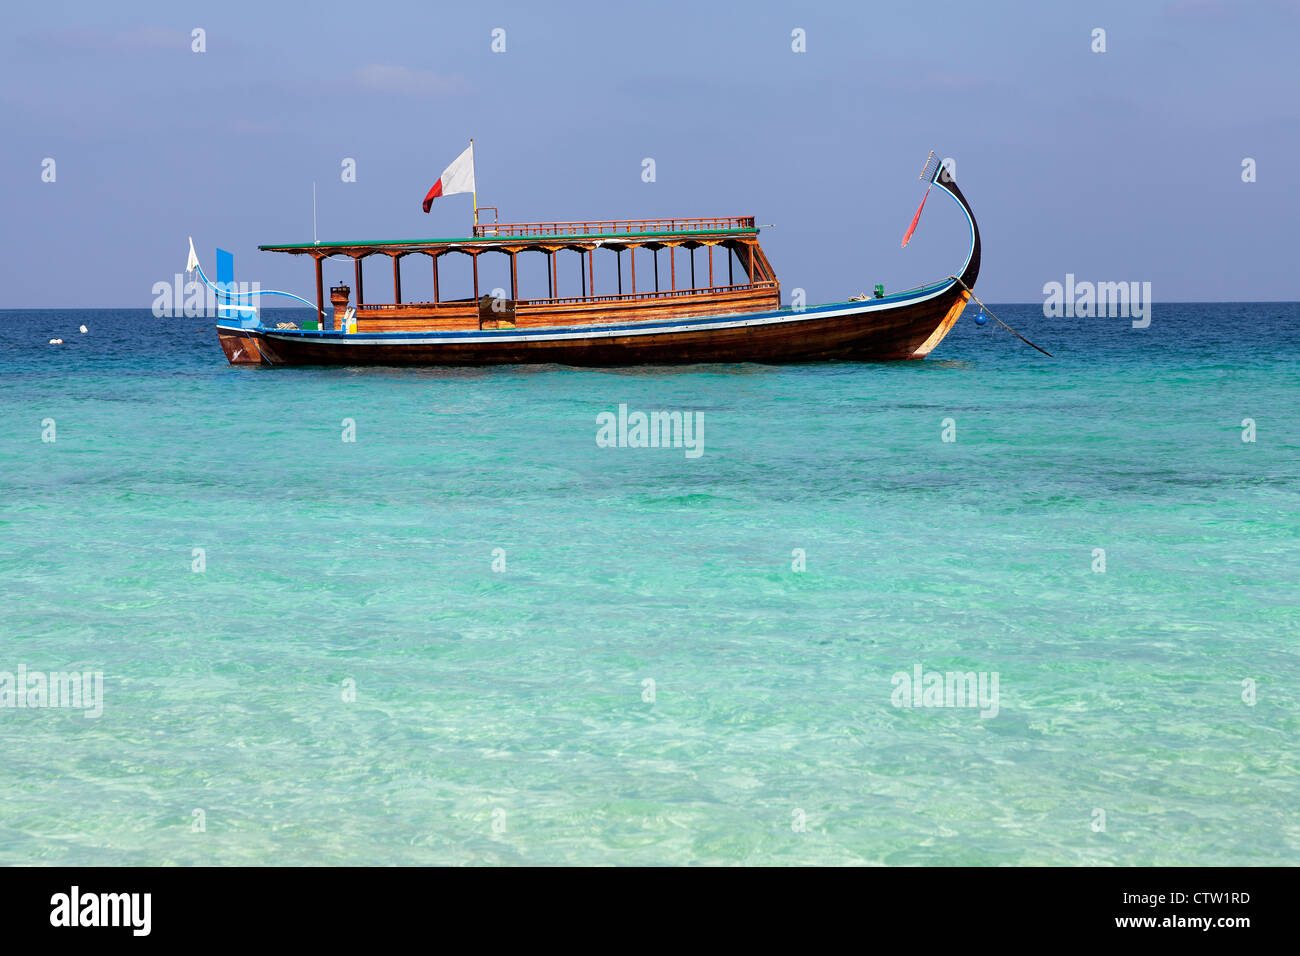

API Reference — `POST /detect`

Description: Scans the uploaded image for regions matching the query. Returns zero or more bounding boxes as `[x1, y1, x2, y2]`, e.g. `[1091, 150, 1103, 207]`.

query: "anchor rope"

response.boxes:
[948, 276, 1053, 358]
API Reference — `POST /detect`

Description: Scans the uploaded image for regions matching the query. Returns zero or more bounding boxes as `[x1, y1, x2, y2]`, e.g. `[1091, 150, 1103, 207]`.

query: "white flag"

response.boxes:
[186, 236, 200, 273]
[423, 143, 475, 212]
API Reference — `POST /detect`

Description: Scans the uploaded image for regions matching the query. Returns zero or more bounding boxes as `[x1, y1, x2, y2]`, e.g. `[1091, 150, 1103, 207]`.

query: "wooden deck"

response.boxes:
[353, 282, 781, 332]
[259, 216, 778, 333]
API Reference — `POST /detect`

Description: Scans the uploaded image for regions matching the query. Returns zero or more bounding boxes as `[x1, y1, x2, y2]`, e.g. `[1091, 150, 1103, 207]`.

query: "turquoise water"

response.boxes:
[1, 304, 1297, 865]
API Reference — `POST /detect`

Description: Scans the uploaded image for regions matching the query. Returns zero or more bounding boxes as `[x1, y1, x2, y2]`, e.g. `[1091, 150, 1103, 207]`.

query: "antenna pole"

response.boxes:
[313, 181, 318, 244]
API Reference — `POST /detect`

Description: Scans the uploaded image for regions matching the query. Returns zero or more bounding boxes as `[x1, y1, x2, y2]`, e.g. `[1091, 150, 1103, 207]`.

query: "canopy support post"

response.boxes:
[314, 255, 324, 328]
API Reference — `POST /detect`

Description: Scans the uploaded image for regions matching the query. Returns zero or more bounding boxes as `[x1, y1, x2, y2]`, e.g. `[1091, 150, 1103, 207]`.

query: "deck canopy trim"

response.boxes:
[259, 226, 761, 257]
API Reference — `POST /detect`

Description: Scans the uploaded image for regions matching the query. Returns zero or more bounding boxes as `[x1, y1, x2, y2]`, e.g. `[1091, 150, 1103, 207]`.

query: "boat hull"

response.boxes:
[217, 285, 973, 367]
[217, 326, 266, 365]
[217, 162, 981, 368]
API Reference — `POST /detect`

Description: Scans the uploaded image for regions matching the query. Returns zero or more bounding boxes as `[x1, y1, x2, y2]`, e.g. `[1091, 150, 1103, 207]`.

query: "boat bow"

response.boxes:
[930, 164, 981, 293]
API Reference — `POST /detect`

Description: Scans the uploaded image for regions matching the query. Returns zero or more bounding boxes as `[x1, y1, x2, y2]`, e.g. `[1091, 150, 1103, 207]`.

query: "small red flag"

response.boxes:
[901, 185, 931, 248]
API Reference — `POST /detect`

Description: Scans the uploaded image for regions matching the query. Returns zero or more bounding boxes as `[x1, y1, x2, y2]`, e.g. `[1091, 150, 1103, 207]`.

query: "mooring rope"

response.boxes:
[948, 276, 1053, 357]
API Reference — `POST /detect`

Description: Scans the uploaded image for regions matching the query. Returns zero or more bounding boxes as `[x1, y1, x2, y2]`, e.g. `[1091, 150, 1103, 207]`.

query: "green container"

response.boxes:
[301, 316, 319, 331]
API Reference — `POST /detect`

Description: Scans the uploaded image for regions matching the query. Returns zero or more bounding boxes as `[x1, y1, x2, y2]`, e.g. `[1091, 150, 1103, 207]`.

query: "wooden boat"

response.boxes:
[215, 158, 980, 366]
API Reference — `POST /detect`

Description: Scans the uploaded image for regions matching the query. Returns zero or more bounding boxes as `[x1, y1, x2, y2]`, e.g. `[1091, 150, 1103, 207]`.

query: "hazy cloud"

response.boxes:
[353, 64, 468, 96]
[32, 25, 190, 53]
[1164, 0, 1299, 15]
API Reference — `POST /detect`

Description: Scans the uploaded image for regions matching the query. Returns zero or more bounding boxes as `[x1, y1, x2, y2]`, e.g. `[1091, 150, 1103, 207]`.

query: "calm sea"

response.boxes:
[1, 303, 1297, 865]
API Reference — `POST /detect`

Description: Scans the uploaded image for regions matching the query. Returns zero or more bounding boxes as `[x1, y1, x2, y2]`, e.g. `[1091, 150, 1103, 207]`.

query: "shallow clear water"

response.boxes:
[1, 304, 1297, 865]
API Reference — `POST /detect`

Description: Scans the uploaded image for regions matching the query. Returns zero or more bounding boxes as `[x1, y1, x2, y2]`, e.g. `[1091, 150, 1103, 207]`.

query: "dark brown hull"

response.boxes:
[218, 286, 973, 367]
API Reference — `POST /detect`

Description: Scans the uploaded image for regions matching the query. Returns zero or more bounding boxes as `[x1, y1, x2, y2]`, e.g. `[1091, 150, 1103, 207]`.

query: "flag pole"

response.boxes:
[470, 138, 478, 230]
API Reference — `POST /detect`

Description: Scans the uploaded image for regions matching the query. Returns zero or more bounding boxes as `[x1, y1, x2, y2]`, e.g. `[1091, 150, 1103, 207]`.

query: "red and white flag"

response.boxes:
[422, 143, 475, 213]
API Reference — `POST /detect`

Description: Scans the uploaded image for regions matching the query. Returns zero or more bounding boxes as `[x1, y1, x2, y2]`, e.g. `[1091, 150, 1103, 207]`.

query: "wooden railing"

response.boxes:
[519, 281, 776, 308]
[473, 216, 756, 238]
[355, 281, 778, 313]
[357, 299, 473, 312]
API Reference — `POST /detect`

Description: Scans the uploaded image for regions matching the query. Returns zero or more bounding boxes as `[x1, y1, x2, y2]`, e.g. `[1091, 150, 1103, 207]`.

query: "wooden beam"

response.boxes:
[751, 243, 776, 284]
[630, 246, 636, 294]
[654, 249, 659, 293]
[580, 250, 586, 297]
[708, 244, 714, 288]
[472, 251, 479, 300]
[616, 249, 622, 295]
[548, 251, 554, 299]
[510, 251, 518, 301]
[690, 247, 695, 289]
[670, 246, 676, 291]
[354, 256, 364, 306]
[393, 254, 402, 304]
[432, 253, 439, 303]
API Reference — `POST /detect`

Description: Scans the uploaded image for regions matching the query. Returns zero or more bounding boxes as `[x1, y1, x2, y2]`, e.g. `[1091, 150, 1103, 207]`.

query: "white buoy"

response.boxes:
[49, 338, 63, 345]
[80, 325, 88, 333]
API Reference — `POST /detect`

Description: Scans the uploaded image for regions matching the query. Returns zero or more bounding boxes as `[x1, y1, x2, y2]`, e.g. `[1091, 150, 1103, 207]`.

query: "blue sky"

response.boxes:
[2, 0, 1296, 306]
